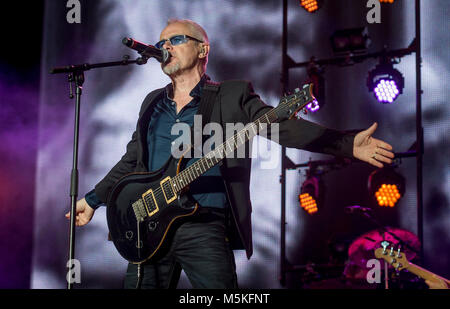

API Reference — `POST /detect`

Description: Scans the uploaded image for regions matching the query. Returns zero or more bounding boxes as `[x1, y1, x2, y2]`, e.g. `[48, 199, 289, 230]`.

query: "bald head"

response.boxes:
[166, 18, 209, 44]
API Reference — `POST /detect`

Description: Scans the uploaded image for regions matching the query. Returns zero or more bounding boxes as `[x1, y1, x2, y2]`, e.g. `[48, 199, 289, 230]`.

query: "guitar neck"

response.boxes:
[170, 84, 314, 193]
[171, 108, 279, 193]
[406, 262, 450, 285]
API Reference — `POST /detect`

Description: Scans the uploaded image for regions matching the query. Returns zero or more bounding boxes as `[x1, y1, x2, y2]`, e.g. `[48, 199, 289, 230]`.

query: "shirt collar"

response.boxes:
[164, 74, 210, 101]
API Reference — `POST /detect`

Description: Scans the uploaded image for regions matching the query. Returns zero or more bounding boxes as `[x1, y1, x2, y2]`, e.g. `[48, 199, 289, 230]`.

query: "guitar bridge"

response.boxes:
[132, 199, 147, 222]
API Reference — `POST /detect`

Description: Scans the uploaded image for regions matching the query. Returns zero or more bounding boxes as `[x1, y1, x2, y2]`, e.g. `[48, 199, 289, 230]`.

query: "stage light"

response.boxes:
[330, 27, 371, 56]
[367, 58, 404, 104]
[368, 166, 405, 208]
[306, 99, 320, 113]
[379, 0, 394, 3]
[299, 174, 323, 215]
[299, 0, 322, 13]
[306, 62, 325, 112]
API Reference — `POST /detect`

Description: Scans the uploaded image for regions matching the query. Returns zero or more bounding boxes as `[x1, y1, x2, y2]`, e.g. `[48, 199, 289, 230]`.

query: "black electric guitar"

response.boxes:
[106, 84, 316, 264]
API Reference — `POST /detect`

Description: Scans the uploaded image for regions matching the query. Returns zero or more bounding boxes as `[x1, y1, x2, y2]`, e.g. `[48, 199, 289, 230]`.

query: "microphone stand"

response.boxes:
[50, 54, 149, 289]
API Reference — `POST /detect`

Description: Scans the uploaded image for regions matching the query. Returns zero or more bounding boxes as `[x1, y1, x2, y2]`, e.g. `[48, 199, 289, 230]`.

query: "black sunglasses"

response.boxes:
[155, 34, 203, 50]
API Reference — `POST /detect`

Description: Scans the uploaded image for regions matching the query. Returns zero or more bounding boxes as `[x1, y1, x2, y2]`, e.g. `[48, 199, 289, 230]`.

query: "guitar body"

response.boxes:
[106, 156, 198, 264]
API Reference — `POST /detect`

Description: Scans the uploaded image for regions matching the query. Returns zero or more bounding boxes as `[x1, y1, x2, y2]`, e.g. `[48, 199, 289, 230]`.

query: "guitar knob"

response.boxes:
[148, 221, 158, 231]
[302, 108, 308, 115]
[125, 231, 133, 240]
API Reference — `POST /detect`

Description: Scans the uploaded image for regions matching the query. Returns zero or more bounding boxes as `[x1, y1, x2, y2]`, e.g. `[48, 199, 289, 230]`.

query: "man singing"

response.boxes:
[65, 19, 394, 288]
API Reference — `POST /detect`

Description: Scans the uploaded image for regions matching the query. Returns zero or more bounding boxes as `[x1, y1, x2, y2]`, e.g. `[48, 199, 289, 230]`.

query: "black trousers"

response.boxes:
[123, 209, 238, 289]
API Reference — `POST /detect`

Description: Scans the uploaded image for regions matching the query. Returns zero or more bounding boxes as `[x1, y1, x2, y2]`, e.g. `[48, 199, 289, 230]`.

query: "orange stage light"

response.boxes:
[299, 193, 318, 214]
[368, 167, 405, 208]
[300, 0, 321, 13]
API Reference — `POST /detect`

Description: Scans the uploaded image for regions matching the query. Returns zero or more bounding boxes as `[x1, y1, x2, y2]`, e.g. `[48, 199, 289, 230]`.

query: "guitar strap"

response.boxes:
[198, 80, 220, 125]
[191, 80, 221, 151]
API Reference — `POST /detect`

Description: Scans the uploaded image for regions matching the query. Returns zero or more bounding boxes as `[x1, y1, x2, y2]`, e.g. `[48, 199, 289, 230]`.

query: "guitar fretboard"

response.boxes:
[171, 109, 278, 193]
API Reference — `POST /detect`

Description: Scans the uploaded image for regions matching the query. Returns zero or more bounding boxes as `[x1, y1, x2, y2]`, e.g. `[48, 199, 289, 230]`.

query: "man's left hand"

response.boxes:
[353, 122, 394, 168]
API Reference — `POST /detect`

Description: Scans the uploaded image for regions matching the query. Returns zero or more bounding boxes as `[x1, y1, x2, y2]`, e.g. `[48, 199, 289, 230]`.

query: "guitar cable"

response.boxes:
[136, 220, 143, 289]
[136, 263, 143, 289]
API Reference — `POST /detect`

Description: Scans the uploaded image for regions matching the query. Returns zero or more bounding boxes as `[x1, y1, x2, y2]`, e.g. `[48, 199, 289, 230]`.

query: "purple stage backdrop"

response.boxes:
[22, 0, 449, 288]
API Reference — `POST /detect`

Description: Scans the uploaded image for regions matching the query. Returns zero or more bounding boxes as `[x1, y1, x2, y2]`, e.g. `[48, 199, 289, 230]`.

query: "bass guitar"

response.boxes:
[375, 241, 450, 288]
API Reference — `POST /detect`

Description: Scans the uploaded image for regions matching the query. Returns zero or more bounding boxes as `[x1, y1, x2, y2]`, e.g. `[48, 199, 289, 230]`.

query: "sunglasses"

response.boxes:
[155, 34, 203, 50]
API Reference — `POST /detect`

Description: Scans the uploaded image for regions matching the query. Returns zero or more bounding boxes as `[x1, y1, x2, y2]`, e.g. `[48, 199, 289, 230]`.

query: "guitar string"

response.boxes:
[172, 93, 307, 192]
[175, 106, 279, 188]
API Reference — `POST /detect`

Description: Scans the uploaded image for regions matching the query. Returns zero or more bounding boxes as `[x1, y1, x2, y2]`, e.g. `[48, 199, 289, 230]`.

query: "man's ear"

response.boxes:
[199, 43, 209, 58]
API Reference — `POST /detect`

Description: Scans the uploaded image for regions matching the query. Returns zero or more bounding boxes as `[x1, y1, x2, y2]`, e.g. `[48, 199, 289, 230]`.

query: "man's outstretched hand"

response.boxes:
[353, 122, 395, 168]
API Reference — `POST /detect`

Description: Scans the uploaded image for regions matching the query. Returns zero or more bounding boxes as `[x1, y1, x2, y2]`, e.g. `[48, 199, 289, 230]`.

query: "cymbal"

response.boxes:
[347, 227, 420, 269]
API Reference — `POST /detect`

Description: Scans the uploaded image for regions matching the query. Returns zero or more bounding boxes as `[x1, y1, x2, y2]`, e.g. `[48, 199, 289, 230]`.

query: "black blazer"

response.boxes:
[94, 79, 355, 259]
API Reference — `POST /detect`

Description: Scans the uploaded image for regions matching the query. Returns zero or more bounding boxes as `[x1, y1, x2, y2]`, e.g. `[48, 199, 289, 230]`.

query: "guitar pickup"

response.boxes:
[160, 177, 177, 204]
[141, 189, 159, 217]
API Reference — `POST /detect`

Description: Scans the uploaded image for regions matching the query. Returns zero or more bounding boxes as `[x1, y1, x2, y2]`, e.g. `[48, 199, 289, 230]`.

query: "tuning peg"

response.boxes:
[294, 88, 300, 93]
[381, 241, 390, 253]
[389, 246, 395, 256]
[397, 246, 402, 258]
[381, 241, 390, 254]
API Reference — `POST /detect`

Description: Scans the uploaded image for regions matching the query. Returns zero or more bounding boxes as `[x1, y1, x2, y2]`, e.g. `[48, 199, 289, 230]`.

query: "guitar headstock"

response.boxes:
[374, 241, 410, 272]
[275, 83, 316, 121]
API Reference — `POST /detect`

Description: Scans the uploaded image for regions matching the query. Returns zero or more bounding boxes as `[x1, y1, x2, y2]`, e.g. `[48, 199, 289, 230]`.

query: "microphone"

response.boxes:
[122, 37, 170, 64]
[345, 205, 373, 214]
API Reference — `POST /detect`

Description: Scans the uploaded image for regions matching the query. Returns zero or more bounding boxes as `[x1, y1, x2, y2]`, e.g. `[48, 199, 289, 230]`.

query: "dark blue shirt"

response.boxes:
[86, 76, 228, 209]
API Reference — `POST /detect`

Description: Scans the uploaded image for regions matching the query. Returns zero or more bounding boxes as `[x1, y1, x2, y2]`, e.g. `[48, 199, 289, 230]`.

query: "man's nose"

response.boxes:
[162, 40, 172, 50]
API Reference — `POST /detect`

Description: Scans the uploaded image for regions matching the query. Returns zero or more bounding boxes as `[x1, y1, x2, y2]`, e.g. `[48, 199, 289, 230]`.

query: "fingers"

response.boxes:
[372, 140, 395, 167]
[370, 157, 384, 168]
[373, 151, 393, 164]
[65, 211, 85, 226]
[374, 154, 392, 165]
[377, 141, 393, 151]
[370, 148, 393, 168]
[376, 147, 395, 159]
